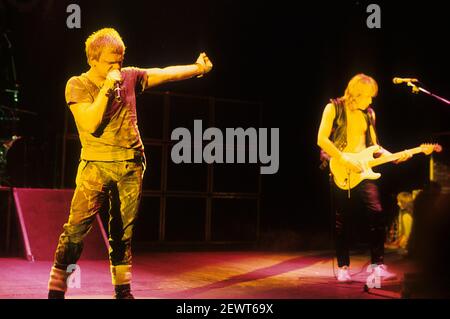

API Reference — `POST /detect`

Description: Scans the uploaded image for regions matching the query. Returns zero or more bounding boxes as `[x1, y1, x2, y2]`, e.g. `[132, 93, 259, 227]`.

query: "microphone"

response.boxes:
[114, 82, 121, 102]
[392, 77, 419, 84]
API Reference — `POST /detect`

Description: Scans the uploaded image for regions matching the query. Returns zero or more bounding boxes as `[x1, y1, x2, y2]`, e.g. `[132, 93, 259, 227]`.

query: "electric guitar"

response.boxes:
[330, 143, 442, 190]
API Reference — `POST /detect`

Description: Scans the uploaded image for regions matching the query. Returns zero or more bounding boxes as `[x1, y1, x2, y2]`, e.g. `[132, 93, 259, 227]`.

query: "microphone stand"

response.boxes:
[407, 81, 450, 105]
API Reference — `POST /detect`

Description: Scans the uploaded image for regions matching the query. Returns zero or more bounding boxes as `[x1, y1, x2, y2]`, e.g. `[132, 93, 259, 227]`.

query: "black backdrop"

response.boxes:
[1, 0, 449, 247]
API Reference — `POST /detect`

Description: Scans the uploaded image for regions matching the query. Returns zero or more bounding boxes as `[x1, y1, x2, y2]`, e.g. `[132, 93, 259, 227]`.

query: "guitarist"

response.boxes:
[317, 73, 411, 283]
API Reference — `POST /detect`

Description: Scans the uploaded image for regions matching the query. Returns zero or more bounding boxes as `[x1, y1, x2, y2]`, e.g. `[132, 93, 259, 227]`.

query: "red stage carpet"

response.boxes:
[0, 250, 414, 299]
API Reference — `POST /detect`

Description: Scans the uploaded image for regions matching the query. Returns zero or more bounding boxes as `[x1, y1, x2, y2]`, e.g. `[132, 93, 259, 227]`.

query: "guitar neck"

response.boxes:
[369, 147, 423, 168]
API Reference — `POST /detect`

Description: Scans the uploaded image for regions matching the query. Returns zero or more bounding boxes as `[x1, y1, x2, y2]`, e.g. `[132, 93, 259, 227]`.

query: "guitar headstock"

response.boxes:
[420, 143, 442, 155]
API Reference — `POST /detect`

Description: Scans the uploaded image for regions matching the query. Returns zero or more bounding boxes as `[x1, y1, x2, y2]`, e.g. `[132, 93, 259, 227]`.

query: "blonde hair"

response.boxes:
[85, 28, 125, 65]
[344, 73, 378, 101]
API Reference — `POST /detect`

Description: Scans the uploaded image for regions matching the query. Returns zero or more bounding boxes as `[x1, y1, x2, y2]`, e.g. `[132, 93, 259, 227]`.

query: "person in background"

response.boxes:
[386, 191, 414, 252]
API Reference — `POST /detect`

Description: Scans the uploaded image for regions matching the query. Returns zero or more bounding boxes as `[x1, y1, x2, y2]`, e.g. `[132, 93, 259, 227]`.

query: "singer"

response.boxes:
[47, 27, 213, 299]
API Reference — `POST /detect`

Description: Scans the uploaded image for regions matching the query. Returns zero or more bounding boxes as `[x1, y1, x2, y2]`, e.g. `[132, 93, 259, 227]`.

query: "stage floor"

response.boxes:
[0, 249, 415, 299]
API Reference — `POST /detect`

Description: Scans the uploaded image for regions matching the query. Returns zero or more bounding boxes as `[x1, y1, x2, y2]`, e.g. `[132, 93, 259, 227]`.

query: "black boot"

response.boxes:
[48, 290, 65, 299]
[114, 284, 134, 299]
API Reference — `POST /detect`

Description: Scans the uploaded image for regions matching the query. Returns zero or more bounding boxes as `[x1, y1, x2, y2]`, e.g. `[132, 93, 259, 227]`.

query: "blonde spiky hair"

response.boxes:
[85, 28, 126, 65]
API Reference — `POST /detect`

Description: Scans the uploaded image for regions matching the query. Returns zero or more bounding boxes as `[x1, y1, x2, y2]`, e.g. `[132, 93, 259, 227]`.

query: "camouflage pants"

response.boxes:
[53, 156, 145, 271]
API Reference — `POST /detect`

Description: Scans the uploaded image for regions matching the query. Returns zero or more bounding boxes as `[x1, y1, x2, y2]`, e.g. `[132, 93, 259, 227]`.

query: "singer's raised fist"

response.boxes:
[196, 52, 213, 75]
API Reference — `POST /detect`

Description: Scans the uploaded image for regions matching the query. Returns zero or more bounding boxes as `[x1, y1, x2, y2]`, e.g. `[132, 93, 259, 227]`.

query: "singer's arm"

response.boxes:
[69, 79, 115, 134]
[145, 52, 212, 88]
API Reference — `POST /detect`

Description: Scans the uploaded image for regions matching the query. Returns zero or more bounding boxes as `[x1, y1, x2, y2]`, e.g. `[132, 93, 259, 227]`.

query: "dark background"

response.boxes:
[1, 0, 449, 249]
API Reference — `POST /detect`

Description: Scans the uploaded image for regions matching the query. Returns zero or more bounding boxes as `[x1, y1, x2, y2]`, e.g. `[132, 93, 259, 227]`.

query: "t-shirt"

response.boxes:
[65, 67, 148, 161]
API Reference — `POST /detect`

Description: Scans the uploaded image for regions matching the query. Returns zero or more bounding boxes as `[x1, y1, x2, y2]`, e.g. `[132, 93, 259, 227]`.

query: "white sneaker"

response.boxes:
[371, 264, 397, 281]
[337, 266, 352, 282]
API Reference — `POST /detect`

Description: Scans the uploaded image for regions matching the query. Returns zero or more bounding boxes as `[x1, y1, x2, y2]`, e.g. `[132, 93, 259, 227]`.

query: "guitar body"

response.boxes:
[330, 145, 382, 190]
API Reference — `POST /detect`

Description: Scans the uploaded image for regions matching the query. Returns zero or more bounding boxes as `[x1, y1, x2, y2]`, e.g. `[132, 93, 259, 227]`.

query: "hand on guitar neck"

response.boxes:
[389, 149, 413, 164]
